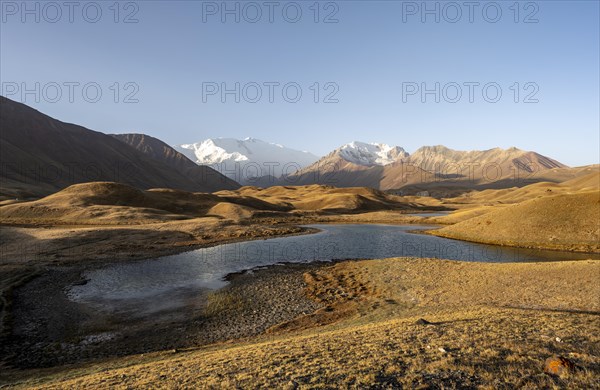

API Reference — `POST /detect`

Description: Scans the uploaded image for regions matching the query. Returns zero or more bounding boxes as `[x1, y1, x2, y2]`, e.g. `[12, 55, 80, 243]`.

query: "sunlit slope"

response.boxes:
[447, 169, 599, 205]
[432, 191, 600, 252]
[0, 182, 428, 224]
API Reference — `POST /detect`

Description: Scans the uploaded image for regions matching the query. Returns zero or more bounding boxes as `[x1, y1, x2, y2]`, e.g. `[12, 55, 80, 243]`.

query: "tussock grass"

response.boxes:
[9, 258, 599, 389]
[204, 291, 245, 317]
[15, 308, 599, 389]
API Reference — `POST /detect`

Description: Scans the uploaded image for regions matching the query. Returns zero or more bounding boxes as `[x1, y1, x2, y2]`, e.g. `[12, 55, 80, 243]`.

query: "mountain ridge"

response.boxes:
[176, 136, 570, 194]
[0, 96, 574, 198]
[111, 133, 239, 192]
[280, 141, 568, 194]
[175, 137, 319, 185]
[0, 97, 237, 198]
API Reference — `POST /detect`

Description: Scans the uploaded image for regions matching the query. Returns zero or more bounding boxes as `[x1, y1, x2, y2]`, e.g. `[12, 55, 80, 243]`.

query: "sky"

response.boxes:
[1, 0, 599, 166]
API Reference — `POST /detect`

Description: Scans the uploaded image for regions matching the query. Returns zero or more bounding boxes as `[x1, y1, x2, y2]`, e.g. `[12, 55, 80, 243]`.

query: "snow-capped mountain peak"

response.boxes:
[337, 141, 408, 166]
[179, 139, 248, 164]
[175, 138, 319, 185]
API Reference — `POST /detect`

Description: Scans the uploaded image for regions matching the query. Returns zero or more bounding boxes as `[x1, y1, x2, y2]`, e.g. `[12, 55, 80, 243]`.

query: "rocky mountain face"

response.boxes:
[1, 94, 571, 199]
[111, 134, 239, 192]
[280, 142, 568, 195]
[0, 97, 238, 198]
[408, 145, 565, 173]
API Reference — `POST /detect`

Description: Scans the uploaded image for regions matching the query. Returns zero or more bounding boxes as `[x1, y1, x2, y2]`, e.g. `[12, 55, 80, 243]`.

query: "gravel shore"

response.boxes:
[2, 262, 325, 369]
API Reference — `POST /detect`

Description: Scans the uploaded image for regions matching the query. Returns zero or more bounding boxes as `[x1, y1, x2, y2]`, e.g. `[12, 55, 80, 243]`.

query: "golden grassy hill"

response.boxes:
[0, 182, 280, 225]
[206, 202, 255, 221]
[447, 170, 599, 205]
[561, 170, 600, 190]
[432, 191, 600, 252]
[217, 185, 425, 212]
[0, 182, 429, 225]
[291, 193, 393, 212]
[429, 169, 599, 226]
[528, 164, 600, 185]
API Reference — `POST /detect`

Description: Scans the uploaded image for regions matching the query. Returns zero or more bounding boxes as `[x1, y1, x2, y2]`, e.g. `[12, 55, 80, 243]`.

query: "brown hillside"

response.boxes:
[111, 133, 239, 192]
[447, 168, 599, 205]
[0, 97, 234, 198]
[283, 145, 569, 195]
[432, 191, 600, 252]
[217, 185, 415, 212]
[0, 182, 222, 223]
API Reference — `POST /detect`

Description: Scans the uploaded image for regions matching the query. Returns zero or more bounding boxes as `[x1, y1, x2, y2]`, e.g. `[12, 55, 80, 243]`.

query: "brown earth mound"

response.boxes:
[206, 202, 255, 221]
[447, 169, 599, 205]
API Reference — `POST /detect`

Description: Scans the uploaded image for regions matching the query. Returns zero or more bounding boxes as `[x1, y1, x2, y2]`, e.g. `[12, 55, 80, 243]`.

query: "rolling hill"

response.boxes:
[0, 182, 422, 225]
[431, 191, 600, 252]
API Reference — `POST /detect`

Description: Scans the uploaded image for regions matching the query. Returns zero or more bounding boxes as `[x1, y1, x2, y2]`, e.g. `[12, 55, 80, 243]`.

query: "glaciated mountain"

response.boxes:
[283, 142, 569, 195]
[337, 141, 409, 166]
[0, 96, 236, 198]
[176, 138, 319, 185]
[280, 141, 414, 188]
[111, 134, 240, 191]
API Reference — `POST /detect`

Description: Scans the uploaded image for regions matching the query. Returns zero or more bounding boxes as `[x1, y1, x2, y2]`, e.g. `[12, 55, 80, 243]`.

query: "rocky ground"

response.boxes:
[2, 257, 598, 389]
[1, 262, 326, 371]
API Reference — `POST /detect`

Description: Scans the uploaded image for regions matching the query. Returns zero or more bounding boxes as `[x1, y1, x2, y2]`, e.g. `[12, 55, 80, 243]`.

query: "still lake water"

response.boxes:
[68, 224, 598, 316]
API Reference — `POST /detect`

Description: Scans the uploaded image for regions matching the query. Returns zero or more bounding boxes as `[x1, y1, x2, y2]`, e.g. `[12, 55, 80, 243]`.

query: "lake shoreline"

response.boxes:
[4, 256, 600, 388]
[427, 228, 600, 254]
[2, 216, 599, 382]
[1, 260, 329, 371]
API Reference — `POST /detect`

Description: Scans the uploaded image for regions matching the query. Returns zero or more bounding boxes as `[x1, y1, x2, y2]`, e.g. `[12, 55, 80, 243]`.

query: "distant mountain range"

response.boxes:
[175, 138, 319, 186]
[283, 142, 568, 195]
[111, 133, 239, 191]
[0, 96, 576, 198]
[0, 97, 238, 198]
[178, 139, 569, 196]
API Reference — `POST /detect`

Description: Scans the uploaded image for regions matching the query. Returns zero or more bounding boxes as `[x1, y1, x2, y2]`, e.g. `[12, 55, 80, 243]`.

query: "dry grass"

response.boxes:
[446, 170, 599, 206]
[18, 309, 600, 389]
[7, 258, 599, 389]
[431, 191, 600, 252]
[0, 182, 438, 226]
[204, 291, 246, 318]
[425, 205, 499, 225]
[2, 178, 599, 388]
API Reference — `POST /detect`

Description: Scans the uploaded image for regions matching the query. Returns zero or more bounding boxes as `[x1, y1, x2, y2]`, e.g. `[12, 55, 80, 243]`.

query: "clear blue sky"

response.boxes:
[1, 0, 598, 166]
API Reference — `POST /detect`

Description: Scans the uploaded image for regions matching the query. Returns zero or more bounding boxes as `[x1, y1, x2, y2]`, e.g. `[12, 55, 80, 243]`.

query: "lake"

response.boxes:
[68, 224, 598, 316]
